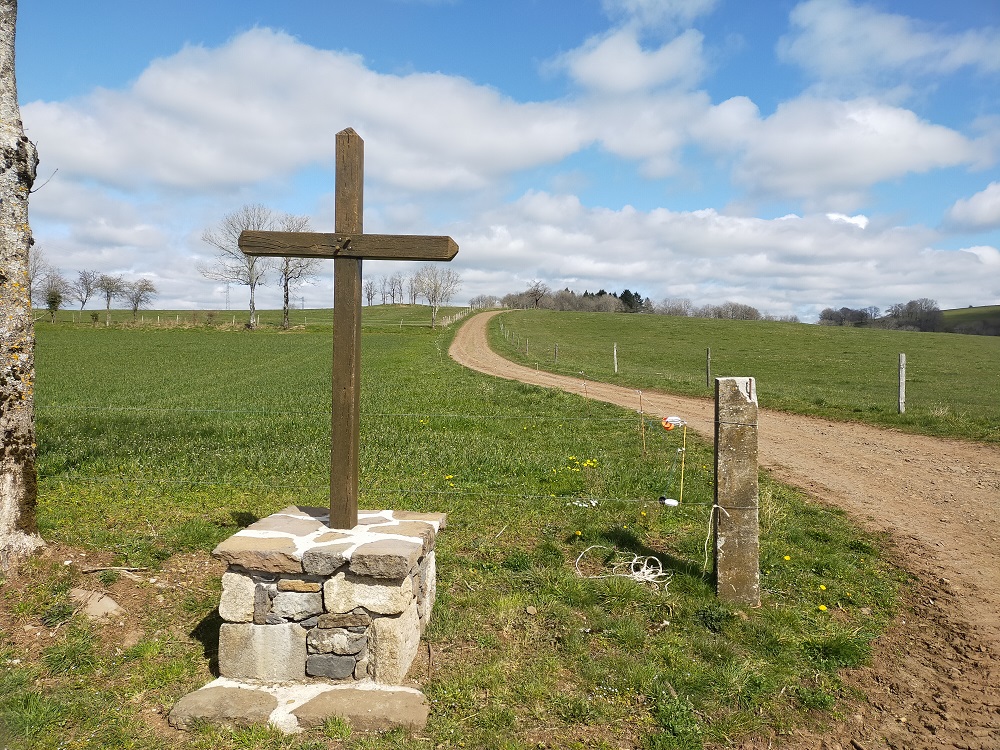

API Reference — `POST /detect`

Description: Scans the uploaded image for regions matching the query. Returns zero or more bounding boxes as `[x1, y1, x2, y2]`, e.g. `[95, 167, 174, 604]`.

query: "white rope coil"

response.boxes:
[574, 545, 673, 591]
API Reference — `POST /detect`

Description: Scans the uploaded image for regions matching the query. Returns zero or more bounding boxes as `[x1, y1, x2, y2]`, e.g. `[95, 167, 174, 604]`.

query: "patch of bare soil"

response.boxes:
[450, 311, 1000, 749]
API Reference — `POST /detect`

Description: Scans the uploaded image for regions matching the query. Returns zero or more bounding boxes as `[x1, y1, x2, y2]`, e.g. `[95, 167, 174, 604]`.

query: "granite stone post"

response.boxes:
[713, 377, 760, 606]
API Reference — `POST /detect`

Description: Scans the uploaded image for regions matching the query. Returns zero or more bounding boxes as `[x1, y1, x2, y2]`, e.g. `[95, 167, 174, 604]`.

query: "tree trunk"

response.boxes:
[0, 0, 44, 570]
[282, 276, 290, 330]
[248, 282, 257, 329]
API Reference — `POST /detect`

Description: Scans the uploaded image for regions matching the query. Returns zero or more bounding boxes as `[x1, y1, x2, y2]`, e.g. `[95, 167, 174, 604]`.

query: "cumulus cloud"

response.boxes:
[21, 22, 996, 318]
[779, 0, 1000, 90]
[725, 97, 981, 209]
[24, 29, 585, 193]
[455, 190, 993, 318]
[945, 182, 1000, 231]
[552, 28, 707, 93]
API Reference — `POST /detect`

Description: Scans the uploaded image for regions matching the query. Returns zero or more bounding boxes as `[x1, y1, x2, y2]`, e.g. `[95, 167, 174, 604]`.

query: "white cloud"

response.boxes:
[583, 89, 711, 177]
[454, 190, 994, 318]
[553, 28, 707, 93]
[601, 0, 719, 29]
[945, 182, 1000, 231]
[22, 23, 997, 319]
[727, 97, 980, 210]
[24, 29, 586, 193]
[826, 213, 869, 229]
[779, 0, 1000, 89]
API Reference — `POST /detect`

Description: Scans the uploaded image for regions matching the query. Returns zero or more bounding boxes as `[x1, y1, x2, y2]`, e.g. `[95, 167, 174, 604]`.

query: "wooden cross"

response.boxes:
[238, 127, 458, 529]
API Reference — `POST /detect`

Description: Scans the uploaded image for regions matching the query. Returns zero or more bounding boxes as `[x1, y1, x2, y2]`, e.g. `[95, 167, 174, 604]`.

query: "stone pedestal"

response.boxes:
[169, 506, 444, 734]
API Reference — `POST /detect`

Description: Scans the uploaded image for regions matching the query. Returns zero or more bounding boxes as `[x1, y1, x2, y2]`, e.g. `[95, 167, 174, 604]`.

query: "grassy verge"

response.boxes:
[490, 309, 1000, 442]
[0, 320, 905, 749]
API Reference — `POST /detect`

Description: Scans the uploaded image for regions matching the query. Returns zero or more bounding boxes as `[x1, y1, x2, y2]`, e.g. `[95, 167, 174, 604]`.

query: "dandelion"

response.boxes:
[445, 474, 454, 480]
[783, 555, 791, 561]
[575, 530, 582, 536]
[640, 511, 647, 517]
[818, 605, 828, 612]
[820, 585, 827, 591]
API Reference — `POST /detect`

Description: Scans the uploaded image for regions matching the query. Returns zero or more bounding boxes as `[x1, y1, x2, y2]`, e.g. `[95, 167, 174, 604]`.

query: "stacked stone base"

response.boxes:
[169, 506, 444, 734]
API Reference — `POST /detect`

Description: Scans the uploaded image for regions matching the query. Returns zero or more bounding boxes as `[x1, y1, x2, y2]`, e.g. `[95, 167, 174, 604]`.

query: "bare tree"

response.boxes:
[26, 243, 51, 305]
[122, 278, 157, 321]
[407, 273, 420, 305]
[275, 213, 321, 329]
[363, 277, 377, 306]
[414, 265, 461, 328]
[68, 269, 100, 310]
[1, 0, 44, 569]
[199, 203, 275, 329]
[389, 272, 404, 305]
[377, 274, 389, 305]
[469, 294, 499, 309]
[525, 281, 550, 308]
[95, 273, 125, 325]
[657, 298, 693, 316]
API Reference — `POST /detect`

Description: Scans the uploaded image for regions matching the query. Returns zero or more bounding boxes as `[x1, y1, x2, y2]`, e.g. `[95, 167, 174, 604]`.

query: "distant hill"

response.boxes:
[942, 305, 1000, 336]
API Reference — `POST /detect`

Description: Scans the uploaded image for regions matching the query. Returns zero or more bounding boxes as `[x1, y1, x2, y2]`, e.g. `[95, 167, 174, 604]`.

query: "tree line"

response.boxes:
[199, 203, 462, 329]
[819, 298, 944, 332]
[361, 266, 462, 328]
[27, 247, 158, 323]
[484, 282, 799, 322]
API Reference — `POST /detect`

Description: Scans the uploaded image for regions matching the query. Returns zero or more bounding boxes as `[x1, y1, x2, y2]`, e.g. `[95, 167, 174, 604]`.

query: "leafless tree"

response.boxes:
[274, 213, 321, 329]
[199, 203, 275, 329]
[68, 269, 100, 310]
[95, 273, 125, 325]
[377, 274, 389, 305]
[657, 298, 693, 317]
[363, 277, 377, 306]
[469, 294, 500, 308]
[1, 0, 45, 569]
[525, 281, 550, 308]
[389, 272, 404, 305]
[122, 278, 157, 321]
[414, 265, 461, 328]
[407, 273, 420, 305]
[26, 243, 52, 306]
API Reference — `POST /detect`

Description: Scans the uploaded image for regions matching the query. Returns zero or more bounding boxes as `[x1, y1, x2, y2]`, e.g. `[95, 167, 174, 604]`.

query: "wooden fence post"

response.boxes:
[614, 343, 618, 374]
[714, 376, 760, 606]
[706, 347, 711, 387]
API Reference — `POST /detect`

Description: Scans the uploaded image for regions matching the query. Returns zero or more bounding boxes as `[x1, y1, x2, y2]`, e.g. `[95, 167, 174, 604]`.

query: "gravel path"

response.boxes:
[450, 310, 1000, 749]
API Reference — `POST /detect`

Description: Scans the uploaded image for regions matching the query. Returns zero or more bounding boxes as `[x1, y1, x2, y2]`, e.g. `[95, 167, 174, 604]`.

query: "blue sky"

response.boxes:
[17, 0, 1000, 319]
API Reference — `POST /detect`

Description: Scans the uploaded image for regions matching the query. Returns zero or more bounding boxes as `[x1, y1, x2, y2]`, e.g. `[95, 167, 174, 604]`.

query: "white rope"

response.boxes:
[574, 545, 673, 591]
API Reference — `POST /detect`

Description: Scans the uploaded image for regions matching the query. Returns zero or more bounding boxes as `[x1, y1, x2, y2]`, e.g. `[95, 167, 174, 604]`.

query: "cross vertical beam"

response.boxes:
[238, 127, 458, 531]
[331, 128, 364, 530]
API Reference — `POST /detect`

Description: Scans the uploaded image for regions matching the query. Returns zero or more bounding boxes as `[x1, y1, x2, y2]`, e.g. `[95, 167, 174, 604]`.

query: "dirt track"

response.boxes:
[450, 310, 1000, 749]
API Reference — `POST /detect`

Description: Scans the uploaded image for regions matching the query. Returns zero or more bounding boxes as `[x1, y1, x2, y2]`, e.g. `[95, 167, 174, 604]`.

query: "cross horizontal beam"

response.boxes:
[239, 231, 458, 262]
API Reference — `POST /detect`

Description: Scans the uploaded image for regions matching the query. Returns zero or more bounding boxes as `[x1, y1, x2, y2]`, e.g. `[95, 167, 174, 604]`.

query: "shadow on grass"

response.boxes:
[601, 526, 711, 583]
[190, 609, 223, 677]
[230, 511, 259, 528]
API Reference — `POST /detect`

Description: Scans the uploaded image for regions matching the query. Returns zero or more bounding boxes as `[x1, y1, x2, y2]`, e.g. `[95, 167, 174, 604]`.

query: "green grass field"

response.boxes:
[41, 302, 465, 330]
[1, 308, 907, 749]
[942, 304, 1000, 334]
[492, 309, 1000, 443]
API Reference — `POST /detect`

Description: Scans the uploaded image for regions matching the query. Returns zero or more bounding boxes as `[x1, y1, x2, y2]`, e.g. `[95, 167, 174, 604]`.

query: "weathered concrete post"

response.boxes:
[713, 377, 760, 606]
[898, 353, 906, 414]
